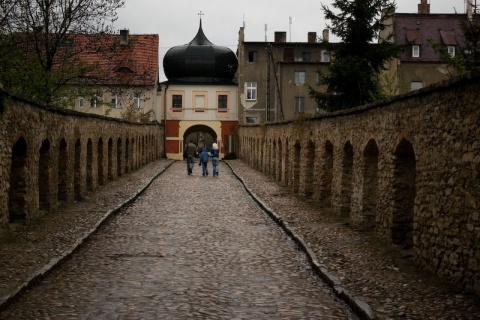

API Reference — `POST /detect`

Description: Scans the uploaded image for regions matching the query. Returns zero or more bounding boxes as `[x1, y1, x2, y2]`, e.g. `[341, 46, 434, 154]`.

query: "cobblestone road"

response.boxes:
[0, 161, 356, 319]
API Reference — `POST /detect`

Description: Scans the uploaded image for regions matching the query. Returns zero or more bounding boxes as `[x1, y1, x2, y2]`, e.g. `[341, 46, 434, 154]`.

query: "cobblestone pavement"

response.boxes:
[1, 159, 479, 319]
[0, 160, 356, 319]
[226, 160, 480, 320]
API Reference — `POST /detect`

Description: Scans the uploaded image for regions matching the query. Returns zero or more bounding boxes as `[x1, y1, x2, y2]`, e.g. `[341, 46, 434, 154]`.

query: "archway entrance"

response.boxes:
[184, 125, 218, 151]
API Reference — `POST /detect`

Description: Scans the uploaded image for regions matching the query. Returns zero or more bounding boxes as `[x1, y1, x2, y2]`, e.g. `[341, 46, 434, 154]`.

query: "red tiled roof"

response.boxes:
[74, 33, 159, 86]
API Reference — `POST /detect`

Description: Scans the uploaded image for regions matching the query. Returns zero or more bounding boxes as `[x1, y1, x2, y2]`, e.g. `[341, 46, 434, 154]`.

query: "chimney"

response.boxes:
[418, 0, 430, 14]
[120, 29, 129, 45]
[467, 0, 473, 21]
[274, 31, 287, 43]
[308, 32, 317, 43]
[322, 29, 330, 42]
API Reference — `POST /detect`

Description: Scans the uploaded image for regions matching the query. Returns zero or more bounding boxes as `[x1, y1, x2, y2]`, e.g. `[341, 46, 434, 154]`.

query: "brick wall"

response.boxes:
[0, 91, 164, 231]
[237, 70, 480, 293]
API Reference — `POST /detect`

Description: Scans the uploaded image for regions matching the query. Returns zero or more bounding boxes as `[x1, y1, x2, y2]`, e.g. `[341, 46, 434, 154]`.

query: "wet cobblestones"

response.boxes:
[2, 158, 478, 319]
[0, 160, 355, 319]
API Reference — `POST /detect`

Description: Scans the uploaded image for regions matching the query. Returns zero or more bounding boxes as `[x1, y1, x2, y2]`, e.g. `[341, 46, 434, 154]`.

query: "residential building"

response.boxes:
[158, 19, 239, 159]
[72, 30, 160, 120]
[237, 28, 332, 124]
[381, 0, 471, 94]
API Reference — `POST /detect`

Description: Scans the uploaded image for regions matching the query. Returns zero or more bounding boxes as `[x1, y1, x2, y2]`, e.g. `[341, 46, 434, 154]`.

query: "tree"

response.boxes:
[0, 0, 125, 106]
[428, 16, 480, 77]
[309, 0, 405, 111]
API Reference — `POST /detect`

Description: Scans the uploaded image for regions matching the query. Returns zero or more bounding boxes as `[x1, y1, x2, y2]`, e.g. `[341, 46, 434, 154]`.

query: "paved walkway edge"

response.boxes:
[0, 161, 175, 312]
[226, 161, 376, 320]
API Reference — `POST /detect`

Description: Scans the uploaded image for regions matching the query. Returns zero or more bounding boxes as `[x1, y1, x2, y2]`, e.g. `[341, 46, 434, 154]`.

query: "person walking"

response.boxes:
[211, 143, 220, 177]
[199, 147, 210, 176]
[184, 140, 197, 175]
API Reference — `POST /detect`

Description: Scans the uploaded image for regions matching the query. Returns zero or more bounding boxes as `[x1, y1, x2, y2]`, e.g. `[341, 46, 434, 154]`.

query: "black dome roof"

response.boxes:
[163, 20, 238, 83]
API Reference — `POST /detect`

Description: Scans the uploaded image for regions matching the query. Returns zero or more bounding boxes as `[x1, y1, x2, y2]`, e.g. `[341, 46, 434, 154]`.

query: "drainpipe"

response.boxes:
[163, 83, 169, 158]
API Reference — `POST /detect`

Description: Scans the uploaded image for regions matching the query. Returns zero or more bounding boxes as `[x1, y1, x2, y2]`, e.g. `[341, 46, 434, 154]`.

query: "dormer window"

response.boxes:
[439, 30, 457, 58]
[412, 45, 420, 58]
[447, 45, 456, 57]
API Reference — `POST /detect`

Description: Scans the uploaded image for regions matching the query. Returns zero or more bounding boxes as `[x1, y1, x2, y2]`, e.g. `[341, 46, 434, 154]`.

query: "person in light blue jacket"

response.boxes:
[210, 143, 220, 177]
[199, 147, 210, 176]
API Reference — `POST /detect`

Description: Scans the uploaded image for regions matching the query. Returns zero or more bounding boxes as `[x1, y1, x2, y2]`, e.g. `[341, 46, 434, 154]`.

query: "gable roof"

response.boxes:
[394, 13, 466, 62]
[74, 33, 159, 86]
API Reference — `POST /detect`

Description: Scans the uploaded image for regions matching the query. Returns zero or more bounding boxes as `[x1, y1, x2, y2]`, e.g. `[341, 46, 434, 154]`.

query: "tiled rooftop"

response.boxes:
[74, 32, 159, 86]
[394, 13, 466, 62]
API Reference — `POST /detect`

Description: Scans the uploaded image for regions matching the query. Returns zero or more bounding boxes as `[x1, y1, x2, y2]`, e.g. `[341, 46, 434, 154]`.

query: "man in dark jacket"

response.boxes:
[184, 140, 196, 175]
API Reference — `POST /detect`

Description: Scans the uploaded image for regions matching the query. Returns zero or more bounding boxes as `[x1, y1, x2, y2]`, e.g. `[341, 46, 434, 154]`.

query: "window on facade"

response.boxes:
[90, 96, 99, 108]
[248, 51, 257, 62]
[294, 71, 306, 85]
[134, 93, 144, 108]
[246, 82, 257, 100]
[322, 51, 330, 62]
[315, 72, 321, 85]
[172, 95, 182, 109]
[448, 45, 456, 57]
[410, 81, 423, 91]
[111, 94, 121, 108]
[283, 48, 294, 61]
[195, 95, 205, 112]
[78, 97, 85, 108]
[218, 94, 228, 110]
[301, 52, 311, 62]
[412, 45, 420, 58]
[246, 116, 257, 123]
[294, 97, 305, 113]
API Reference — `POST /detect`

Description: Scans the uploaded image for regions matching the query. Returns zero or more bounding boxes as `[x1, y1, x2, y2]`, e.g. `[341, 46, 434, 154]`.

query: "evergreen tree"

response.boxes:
[310, 0, 404, 111]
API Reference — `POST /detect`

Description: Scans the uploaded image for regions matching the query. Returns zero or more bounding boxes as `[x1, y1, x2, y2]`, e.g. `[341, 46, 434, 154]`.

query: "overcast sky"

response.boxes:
[113, 0, 467, 82]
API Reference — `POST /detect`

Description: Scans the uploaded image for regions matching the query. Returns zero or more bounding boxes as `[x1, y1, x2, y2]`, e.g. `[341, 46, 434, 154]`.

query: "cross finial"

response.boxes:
[198, 11, 204, 20]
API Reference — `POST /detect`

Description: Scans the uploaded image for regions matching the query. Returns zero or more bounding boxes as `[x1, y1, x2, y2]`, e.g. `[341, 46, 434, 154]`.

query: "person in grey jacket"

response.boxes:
[183, 140, 196, 175]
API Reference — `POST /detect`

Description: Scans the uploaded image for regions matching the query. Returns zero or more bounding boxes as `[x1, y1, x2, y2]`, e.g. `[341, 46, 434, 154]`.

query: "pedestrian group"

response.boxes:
[183, 141, 220, 177]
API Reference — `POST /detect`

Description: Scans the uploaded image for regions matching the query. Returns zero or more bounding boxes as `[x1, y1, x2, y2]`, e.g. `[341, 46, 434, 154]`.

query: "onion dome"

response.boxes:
[163, 19, 238, 83]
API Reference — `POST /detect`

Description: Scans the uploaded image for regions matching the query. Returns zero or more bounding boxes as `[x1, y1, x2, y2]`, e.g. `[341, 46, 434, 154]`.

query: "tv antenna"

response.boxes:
[289, 16, 292, 42]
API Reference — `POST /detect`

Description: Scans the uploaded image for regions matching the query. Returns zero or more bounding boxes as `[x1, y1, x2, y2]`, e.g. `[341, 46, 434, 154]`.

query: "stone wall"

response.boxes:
[237, 70, 480, 293]
[0, 91, 164, 233]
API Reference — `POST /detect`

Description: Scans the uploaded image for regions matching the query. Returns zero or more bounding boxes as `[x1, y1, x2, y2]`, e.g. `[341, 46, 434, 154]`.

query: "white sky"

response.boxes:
[113, 0, 468, 82]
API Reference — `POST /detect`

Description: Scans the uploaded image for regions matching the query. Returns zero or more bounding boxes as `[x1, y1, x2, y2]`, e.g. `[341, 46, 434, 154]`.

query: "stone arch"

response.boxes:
[125, 138, 130, 174]
[97, 138, 104, 185]
[9, 137, 28, 222]
[320, 140, 334, 207]
[131, 137, 136, 169]
[392, 138, 416, 247]
[108, 138, 113, 181]
[265, 138, 271, 175]
[293, 141, 301, 193]
[86, 139, 93, 191]
[277, 138, 283, 182]
[58, 138, 68, 202]
[259, 138, 264, 172]
[272, 139, 277, 179]
[284, 139, 290, 186]
[304, 139, 315, 198]
[117, 137, 123, 177]
[74, 139, 82, 201]
[341, 141, 354, 217]
[362, 139, 379, 230]
[39, 139, 52, 210]
[184, 124, 217, 151]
